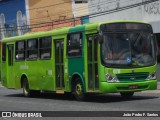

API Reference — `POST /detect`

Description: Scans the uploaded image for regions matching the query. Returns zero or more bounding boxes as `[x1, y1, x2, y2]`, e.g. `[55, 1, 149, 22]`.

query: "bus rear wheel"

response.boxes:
[120, 92, 134, 98]
[22, 78, 40, 97]
[22, 78, 30, 97]
[73, 79, 86, 101]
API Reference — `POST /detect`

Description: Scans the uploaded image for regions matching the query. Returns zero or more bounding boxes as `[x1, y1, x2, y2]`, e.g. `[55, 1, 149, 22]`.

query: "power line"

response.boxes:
[1, 0, 115, 24]
[0, 0, 134, 24]
[26, 0, 159, 22]
[89, 0, 159, 18]
[28, 0, 122, 22]
[27, 0, 72, 11]
[0, 0, 155, 30]
[1, 0, 116, 23]
[0, 0, 159, 32]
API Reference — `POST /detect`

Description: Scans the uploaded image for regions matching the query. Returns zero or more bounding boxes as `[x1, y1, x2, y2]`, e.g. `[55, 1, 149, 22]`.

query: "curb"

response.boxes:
[141, 90, 160, 94]
[157, 82, 160, 90]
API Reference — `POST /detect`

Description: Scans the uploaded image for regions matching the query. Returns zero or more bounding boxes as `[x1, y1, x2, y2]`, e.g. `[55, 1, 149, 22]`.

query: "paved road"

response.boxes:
[0, 85, 160, 120]
[0, 64, 160, 120]
[156, 64, 160, 82]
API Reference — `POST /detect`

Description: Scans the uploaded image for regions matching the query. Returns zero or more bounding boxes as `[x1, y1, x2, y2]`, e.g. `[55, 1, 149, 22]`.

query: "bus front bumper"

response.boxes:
[99, 80, 157, 93]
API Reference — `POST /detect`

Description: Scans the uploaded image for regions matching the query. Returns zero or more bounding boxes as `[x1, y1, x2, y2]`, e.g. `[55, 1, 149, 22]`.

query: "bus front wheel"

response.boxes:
[73, 78, 86, 101]
[120, 92, 134, 98]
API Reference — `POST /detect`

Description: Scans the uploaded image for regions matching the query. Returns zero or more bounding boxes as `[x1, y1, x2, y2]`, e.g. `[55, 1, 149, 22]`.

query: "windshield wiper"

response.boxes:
[133, 32, 143, 47]
[132, 59, 144, 66]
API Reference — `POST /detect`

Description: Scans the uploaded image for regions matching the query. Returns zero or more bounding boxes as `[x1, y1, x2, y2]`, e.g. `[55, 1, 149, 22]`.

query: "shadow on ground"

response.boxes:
[5, 92, 159, 103]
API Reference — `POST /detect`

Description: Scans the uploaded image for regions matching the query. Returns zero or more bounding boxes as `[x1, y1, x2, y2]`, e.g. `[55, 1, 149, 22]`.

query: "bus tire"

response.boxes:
[73, 78, 86, 101]
[120, 92, 134, 98]
[22, 78, 30, 97]
[22, 78, 40, 97]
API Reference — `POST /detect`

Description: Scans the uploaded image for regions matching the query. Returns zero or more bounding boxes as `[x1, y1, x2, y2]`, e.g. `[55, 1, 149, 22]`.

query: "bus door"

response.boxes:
[7, 44, 14, 88]
[87, 35, 99, 91]
[54, 39, 65, 91]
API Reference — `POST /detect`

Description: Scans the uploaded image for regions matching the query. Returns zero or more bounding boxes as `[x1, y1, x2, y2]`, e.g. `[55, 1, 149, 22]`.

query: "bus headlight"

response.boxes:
[146, 72, 156, 80]
[106, 73, 119, 83]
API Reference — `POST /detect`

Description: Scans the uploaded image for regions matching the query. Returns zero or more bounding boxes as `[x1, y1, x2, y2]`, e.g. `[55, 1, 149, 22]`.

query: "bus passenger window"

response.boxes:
[39, 37, 52, 59]
[67, 33, 82, 57]
[16, 41, 25, 60]
[27, 39, 38, 59]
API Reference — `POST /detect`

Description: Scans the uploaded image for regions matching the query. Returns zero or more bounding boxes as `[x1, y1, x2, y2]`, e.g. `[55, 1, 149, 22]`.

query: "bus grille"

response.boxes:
[116, 72, 149, 82]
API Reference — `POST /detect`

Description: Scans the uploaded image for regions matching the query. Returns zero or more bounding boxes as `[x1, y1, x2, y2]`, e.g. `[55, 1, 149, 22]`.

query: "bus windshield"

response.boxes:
[101, 31, 156, 68]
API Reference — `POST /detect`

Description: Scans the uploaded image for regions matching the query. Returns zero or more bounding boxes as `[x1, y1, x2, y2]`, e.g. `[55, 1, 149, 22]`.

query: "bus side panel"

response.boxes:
[13, 61, 40, 90]
[38, 60, 54, 91]
[68, 58, 85, 83]
[25, 61, 42, 90]
[1, 62, 7, 87]
[13, 57, 54, 91]
[13, 61, 26, 89]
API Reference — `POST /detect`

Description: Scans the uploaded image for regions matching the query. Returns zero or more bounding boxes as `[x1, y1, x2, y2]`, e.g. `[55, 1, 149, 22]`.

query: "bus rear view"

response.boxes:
[98, 22, 158, 98]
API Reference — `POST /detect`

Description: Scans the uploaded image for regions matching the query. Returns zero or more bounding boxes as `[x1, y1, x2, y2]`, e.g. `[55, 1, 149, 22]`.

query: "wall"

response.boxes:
[88, 0, 160, 33]
[0, 0, 27, 39]
[30, 18, 81, 32]
[73, 2, 89, 17]
[28, 0, 89, 32]
[28, 0, 73, 26]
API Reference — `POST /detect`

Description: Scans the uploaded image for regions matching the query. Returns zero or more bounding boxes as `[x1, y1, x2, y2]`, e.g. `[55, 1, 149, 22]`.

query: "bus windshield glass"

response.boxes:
[101, 23, 156, 68]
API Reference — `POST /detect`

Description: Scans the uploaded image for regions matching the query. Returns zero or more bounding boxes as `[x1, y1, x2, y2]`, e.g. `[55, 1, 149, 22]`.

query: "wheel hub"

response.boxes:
[76, 84, 82, 95]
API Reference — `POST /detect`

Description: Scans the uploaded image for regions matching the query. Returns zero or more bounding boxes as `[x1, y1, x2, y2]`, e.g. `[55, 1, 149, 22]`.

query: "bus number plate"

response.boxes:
[128, 85, 138, 89]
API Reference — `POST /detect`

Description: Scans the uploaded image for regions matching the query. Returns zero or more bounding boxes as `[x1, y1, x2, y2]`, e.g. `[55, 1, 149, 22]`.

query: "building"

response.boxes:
[72, 0, 89, 24]
[88, 0, 160, 61]
[0, 0, 90, 38]
[0, 0, 28, 39]
[29, 0, 89, 32]
[28, 0, 77, 32]
[28, 0, 73, 26]
[73, 0, 88, 17]
[88, 0, 160, 33]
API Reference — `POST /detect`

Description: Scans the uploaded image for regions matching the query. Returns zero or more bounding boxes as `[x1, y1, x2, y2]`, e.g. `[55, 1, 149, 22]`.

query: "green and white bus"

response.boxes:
[1, 20, 158, 100]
